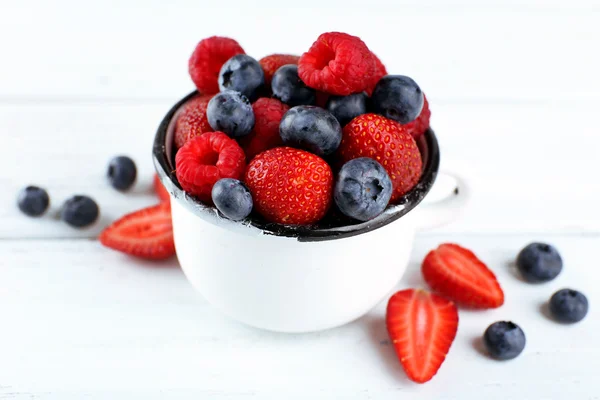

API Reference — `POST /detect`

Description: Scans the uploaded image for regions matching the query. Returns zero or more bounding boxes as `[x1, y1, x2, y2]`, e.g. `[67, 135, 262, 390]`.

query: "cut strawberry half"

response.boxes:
[153, 174, 170, 204]
[422, 243, 504, 308]
[99, 203, 175, 259]
[386, 289, 459, 384]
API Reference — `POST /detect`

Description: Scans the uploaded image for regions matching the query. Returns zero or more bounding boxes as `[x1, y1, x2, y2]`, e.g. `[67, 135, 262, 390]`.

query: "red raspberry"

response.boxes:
[238, 98, 289, 160]
[245, 147, 333, 225]
[403, 95, 431, 139]
[337, 114, 422, 203]
[298, 32, 375, 96]
[259, 54, 300, 86]
[366, 53, 387, 96]
[188, 36, 245, 95]
[175, 132, 246, 203]
[174, 94, 213, 149]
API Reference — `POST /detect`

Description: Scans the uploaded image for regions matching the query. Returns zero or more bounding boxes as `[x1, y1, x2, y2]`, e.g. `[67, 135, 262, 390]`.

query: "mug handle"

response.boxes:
[413, 167, 470, 232]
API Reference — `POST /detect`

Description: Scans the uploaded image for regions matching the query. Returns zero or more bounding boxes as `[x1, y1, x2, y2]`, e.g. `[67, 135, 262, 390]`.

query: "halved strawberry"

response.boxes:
[422, 243, 504, 308]
[99, 203, 175, 259]
[153, 174, 170, 204]
[386, 289, 459, 384]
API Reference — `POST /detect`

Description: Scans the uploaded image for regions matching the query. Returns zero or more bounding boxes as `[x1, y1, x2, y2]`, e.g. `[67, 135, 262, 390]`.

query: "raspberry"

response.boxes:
[245, 147, 333, 225]
[403, 95, 431, 139]
[366, 53, 387, 96]
[175, 132, 246, 203]
[298, 32, 375, 96]
[337, 114, 422, 203]
[174, 94, 213, 149]
[188, 36, 245, 94]
[238, 98, 289, 160]
[259, 54, 300, 86]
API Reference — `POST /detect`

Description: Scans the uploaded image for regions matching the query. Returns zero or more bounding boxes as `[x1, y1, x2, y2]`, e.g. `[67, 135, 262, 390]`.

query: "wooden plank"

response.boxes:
[0, 1, 598, 101]
[0, 234, 597, 398]
[1, 101, 598, 239]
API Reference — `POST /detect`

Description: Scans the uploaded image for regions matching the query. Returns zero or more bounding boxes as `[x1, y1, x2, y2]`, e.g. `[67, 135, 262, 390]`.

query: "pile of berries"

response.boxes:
[177, 32, 431, 226]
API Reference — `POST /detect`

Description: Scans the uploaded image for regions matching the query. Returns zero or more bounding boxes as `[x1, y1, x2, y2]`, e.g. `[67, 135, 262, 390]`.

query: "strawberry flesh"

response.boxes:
[422, 243, 504, 308]
[386, 289, 459, 383]
[153, 174, 171, 204]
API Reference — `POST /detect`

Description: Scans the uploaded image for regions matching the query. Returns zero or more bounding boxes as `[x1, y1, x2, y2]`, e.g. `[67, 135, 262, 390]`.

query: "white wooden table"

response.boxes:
[1, 1, 599, 398]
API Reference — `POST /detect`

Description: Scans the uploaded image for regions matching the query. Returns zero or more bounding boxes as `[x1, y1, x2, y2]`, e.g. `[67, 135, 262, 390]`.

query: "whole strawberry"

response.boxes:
[337, 114, 422, 203]
[174, 94, 213, 149]
[238, 98, 289, 160]
[244, 147, 333, 225]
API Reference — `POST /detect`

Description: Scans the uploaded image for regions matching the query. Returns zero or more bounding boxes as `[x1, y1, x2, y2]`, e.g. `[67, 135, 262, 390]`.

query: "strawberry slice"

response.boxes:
[422, 243, 504, 308]
[153, 174, 170, 204]
[386, 289, 459, 384]
[99, 203, 175, 259]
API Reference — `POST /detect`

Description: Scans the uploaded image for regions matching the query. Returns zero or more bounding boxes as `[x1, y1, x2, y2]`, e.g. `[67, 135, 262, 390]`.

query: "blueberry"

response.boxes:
[207, 90, 255, 138]
[61, 195, 99, 228]
[516, 243, 563, 283]
[107, 156, 137, 191]
[371, 75, 424, 124]
[271, 64, 316, 107]
[483, 321, 526, 360]
[326, 92, 368, 126]
[211, 178, 253, 222]
[549, 289, 588, 323]
[17, 186, 49, 217]
[279, 106, 342, 156]
[334, 158, 392, 222]
[218, 54, 265, 101]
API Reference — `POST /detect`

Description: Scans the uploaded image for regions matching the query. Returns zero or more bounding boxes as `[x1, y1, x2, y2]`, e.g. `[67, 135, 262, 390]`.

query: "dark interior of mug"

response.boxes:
[153, 91, 440, 242]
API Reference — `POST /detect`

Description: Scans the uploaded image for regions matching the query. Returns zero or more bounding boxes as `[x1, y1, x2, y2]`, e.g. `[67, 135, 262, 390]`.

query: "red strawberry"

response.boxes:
[422, 243, 505, 308]
[386, 289, 459, 384]
[153, 174, 170, 204]
[259, 54, 300, 86]
[337, 113, 422, 203]
[244, 147, 333, 225]
[189, 36, 245, 94]
[366, 53, 387, 96]
[174, 94, 213, 149]
[175, 132, 246, 203]
[238, 98, 289, 160]
[99, 203, 175, 259]
[403, 95, 431, 139]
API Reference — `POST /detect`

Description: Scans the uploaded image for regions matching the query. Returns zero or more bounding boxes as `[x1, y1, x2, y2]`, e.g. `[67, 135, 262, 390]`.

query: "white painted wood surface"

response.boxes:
[1, 0, 599, 398]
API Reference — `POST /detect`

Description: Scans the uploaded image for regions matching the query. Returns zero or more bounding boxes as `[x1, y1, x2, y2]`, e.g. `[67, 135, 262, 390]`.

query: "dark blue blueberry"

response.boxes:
[549, 289, 588, 323]
[334, 158, 392, 222]
[107, 156, 137, 191]
[271, 64, 316, 107]
[516, 243, 562, 283]
[17, 186, 49, 217]
[218, 54, 265, 101]
[371, 75, 424, 124]
[326, 92, 368, 126]
[483, 321, 526, 360]
[61, 195, 99, 228]
[207, 90, 255, 138]
[211, 178, 253, 222]
[279, 106, 341, 156]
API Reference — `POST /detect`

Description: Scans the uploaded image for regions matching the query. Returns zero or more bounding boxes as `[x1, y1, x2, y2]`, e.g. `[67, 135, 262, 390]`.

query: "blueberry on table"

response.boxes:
[279, 105, 341, 156]
[326, 92, 368, 126]
[207, 90, 255, 138]
[549, 289, 588, 323]
[371, 75, 424, 124]
[271, 64, 316, 107]
[107, 156, 137, 191]
[211, 178, 253, 222]
[516, 242, 562, 282]
[61, 195, 99, 228]
[218, 54, 265, 101]
[483, 321, 526, 360]
[17, 186, 49, 217]
[334, 158, 392, 222]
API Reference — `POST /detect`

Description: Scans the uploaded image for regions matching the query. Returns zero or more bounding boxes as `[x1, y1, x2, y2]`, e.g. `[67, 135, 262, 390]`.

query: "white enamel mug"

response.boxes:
[154, 92, 469, 333]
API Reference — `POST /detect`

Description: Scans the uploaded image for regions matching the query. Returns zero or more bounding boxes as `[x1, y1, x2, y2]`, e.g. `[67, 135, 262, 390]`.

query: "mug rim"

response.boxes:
[153, 91, 440, 242]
